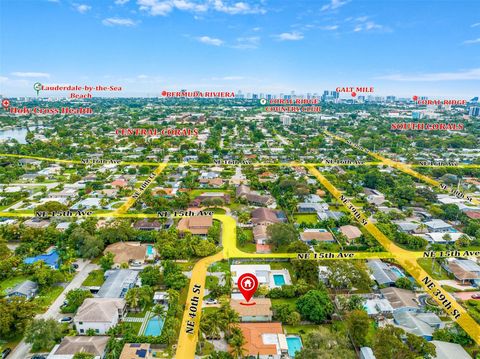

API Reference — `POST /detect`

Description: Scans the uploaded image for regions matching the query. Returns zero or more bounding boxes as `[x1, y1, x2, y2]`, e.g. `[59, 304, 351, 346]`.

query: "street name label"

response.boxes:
[419, 161, 458, 166]
[185, 284, 201, 335]
[213, 160, 251, 165]
[297, 252, 357, 259]
[324, 159, 364, 165]
[158, 210, 213, 217]
[35, 210, 93, 217]
[421, 276, 461, 320]
[423, 250, 480, 258]
[340, 194, 368, 226]
[132, 172, 156, 199]
[81, 159, 121, 164]
[440, 183, 473, 203]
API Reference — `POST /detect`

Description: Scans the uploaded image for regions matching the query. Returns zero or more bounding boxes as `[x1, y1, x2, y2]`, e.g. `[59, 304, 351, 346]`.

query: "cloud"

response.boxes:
[137, 74, 149, 79]
[102, 17, 138, 26]
[463, 38, 480, 44]
[320, 25, 339, 30]
[321, 0, 349, 11]
[138, 0, 264, 16]
[197, 36, 224, 46]
[73, 3, 91, 13]
[11, 72, 51, 78]
[471, 22, 480, 28]
[212, 0, 265, 14]
[274, 31, 303, 41]
[47, 0, 60, 3]
[115, 0, 130, 4]
[351, 16, 388, 33]
[233, 36, 260, 49]
[376, 68, 480, 81]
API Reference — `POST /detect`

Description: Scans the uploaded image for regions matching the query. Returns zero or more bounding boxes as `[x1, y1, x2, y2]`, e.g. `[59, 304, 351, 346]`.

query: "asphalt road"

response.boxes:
[8, 259, 99, 359]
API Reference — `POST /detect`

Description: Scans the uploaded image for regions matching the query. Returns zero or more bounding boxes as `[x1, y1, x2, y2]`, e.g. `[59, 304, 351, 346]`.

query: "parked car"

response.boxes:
[72, 263, 79, 269]
[204, 298, 218, 305]
[471, 294, 480, 299]
[31, 355, 46, 359]
[58, 316, 73, 323]
[1, 348, 11, 359]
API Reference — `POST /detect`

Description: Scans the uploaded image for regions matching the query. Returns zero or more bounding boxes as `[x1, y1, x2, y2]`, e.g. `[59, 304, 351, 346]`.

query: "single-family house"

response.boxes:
[300, 229, 334, 244]
[235, 323, 288, 359]
[431, 340, 472, 359]
[367, 259, 405, 286]
[119, 343, 153, 359]
[230, 298, 273, 322]
[74, 298, 126, 335]
[97, 269, 139, 298]
[339, 225, 362, 241]
[424, 219, 453, 233]
[393, 311, 444, 340]
[104, 242, 148, 266]
[47, 336, 109, 359]
[7, 280, 38, 299]
[177, 216, 213, 236]
[380, 287, 420, 313]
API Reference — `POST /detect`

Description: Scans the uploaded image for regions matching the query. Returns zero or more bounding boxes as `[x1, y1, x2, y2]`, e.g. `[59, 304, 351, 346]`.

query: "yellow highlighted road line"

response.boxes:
[307, 165, 480, 344]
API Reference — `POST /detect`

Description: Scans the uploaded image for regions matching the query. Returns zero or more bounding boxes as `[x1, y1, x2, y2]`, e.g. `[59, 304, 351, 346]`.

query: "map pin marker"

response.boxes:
[238, 273, 258, 306]
[33, 82, 42, 96]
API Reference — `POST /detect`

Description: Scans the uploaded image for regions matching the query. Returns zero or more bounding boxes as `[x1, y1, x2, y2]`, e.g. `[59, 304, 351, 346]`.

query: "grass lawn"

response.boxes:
[283, 324, 320, 341]
[82, 269, 105, 286]
[0, 275, 30, 295]
[417, 259, 451, 280]
[205, 207, 226, 214]
[189, 189, 233, 198]
[294, 213, 319, 225]
[35, 285, 64, 312]
[175, 261, 195, 271]
[238, 242, 256, 253]
[271, 298, 297, 310]
[208, 261, 230, 273]
[197, 341, 215, 356]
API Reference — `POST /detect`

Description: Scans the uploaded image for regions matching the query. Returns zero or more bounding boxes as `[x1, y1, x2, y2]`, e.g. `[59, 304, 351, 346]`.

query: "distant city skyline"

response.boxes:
[1, 0, 479, 97]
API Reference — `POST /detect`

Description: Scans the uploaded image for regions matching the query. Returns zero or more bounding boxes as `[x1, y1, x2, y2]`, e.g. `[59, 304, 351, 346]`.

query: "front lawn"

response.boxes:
[294, 213, 319, 225]
[0, 275, 30, 295]
[417, 259, 451, 280]
[35, 285, 64, 312]
[82, 269, 105, 286]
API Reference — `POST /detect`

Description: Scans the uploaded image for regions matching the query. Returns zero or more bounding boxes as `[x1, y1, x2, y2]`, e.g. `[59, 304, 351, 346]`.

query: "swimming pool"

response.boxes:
[146, 245, 154, 256]
[390, 266, 405, 278]
[273, 274, 286, 286]
[286, 336, 303, 357]
[143, 316, 164, 336]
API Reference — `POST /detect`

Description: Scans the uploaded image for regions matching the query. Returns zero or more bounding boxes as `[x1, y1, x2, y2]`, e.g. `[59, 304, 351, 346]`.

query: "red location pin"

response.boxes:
[2, 99, 10, 109]
[412, 95, 418, 101]
[238, 273, 258, 305]
[351, 92, 357, 97]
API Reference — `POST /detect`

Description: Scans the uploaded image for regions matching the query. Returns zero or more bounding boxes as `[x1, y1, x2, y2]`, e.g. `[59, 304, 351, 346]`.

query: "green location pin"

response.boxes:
[33, 82, 42, 96]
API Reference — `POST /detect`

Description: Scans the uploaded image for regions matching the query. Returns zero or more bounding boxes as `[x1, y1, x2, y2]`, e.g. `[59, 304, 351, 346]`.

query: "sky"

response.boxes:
[0, 0, 479, 98]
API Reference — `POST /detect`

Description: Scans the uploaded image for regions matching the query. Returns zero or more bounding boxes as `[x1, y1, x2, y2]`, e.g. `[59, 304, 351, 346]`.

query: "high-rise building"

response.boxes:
[281, 114, 291, 126]
[386, 96, 396, 102]
[469, 106, 480, 117]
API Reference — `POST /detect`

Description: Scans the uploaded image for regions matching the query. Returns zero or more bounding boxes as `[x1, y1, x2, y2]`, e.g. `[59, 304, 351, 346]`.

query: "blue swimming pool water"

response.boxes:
[147, 245, 154, 256]
[287, 336, 303, 357]
[273, 274, 286, 286]
[390, 266, 405, 278]
[143, 316, 164, 336]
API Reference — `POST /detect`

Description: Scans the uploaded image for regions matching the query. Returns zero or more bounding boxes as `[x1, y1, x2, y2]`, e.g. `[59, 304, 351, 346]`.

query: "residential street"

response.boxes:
[8, 259, 99, 359]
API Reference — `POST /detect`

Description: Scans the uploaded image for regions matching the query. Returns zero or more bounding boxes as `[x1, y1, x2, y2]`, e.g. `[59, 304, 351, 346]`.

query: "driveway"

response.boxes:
[8, 259, 99, 359]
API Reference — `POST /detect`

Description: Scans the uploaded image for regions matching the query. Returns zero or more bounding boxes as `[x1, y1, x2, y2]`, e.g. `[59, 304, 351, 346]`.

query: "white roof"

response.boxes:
[431, 340, 472, 359]
[424, 219, 452, 229]
[426, 232, 469, 243]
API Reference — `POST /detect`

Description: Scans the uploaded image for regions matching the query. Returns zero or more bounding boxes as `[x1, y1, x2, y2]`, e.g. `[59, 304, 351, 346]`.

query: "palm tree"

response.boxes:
[125, 288, 140, 312]
[228, 327, 246, 359]
[152, 304, 166, 321]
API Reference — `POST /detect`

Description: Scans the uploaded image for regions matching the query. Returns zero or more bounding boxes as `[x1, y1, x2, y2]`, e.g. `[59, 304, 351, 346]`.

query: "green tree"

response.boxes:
[139, 265, 162, 287]
[296, 328, 356, 359]
[63, 289, 93, 313]
[228, 326, 246, 359]
[99, 252, 114, 271]
[345, 310, 370, 347]
[395, 277, 414, 290]
[0, 297, 36, 339]
[296, 289, 334, 324]
[267, 223, 298, 250]
[207, 352, 234, 359]
[25, 318, 62, 351]
[73, 353, 95, 359]
[373, 325, 435, 359]
[163, 260, 188, 290]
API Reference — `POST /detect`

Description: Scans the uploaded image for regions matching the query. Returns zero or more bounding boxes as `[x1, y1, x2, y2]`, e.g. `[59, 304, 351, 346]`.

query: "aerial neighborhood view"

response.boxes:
[1, 0, 480, 358]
